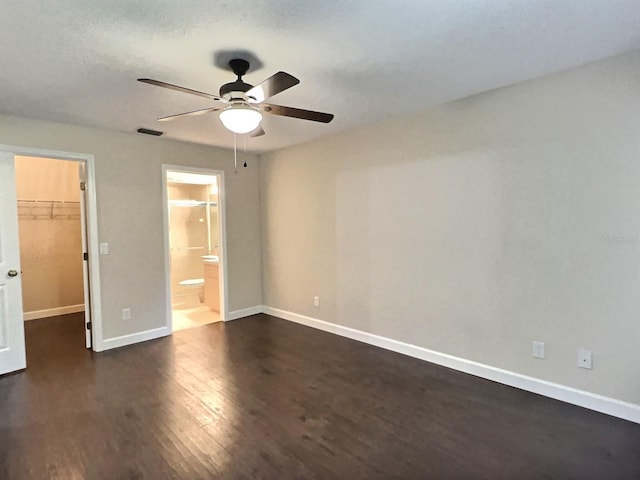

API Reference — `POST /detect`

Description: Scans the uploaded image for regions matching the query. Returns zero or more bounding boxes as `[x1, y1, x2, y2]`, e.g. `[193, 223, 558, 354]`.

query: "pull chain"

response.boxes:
[233, 132, 238, 174]
[243, 135, 248, 168]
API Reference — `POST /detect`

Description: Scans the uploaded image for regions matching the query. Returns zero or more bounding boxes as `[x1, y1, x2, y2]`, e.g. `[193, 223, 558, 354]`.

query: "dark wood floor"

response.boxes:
[1, 313, 639, 479]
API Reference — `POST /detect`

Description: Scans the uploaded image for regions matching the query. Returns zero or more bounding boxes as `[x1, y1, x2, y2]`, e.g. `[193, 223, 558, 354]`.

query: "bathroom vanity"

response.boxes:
[203, 261, 220, 312]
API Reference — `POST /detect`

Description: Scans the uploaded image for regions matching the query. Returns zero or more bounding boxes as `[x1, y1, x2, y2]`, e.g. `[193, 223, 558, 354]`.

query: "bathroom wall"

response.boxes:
[168, 182, 209, 305]
[15, 156, 84, 316]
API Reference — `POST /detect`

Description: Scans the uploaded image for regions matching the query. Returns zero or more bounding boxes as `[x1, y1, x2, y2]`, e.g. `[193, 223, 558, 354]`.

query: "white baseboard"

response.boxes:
[95, 305, 262, 352]
[96, 326, 171, 352]
[23, 304, 85, 321]
[226, 305, 263, 321]
[262, 306, 640, 424]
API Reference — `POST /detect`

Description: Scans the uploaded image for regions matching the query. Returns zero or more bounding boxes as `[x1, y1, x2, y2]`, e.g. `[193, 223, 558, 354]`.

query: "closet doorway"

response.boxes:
[16, 155, 93, 350]
[162, 165, 227, 332]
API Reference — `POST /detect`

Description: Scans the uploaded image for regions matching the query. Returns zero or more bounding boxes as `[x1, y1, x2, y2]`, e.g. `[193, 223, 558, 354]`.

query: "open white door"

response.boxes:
[78, 163, 92, 349]
[0, 152, 26, 375]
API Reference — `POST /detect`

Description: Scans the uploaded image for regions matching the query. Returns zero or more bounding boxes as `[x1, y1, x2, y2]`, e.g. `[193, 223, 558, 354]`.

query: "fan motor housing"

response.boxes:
[219, 80, 253, 98]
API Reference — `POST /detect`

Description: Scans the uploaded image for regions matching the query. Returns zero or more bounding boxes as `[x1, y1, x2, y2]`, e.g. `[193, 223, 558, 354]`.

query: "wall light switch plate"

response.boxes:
[99, 243, 109, 255]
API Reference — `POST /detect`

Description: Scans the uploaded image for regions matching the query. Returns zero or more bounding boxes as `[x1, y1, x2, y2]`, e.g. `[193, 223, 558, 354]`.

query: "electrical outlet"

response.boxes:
[532, 341, 545, 359]
[313, 296, 320, 307]
[99, 243, 109, 255]
[122, 308, 131, 320]
[578, 349, 592, 369]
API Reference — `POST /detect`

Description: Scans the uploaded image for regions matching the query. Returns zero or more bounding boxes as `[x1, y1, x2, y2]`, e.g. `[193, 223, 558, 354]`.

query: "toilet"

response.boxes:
[178, 278, 205, 307]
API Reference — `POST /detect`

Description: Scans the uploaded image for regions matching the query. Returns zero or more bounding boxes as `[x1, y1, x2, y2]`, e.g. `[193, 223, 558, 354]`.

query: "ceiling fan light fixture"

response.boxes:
[219, 104, 262, 134]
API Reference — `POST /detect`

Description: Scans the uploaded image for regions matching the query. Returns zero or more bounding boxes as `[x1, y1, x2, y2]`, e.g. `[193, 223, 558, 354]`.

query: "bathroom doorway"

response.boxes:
[16, 155, 93, 348]
[162, 166, 226, 331]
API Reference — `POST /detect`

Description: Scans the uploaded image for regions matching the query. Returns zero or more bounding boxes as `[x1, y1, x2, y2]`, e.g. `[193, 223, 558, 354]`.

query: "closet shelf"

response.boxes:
[17, 199, 81, 220]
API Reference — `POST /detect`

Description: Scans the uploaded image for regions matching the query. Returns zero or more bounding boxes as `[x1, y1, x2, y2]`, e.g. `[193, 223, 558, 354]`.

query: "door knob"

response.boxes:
[7, 269, 18, 278]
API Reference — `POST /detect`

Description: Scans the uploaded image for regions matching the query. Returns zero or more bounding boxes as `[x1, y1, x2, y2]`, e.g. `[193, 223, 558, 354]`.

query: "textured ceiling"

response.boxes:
[1, 0, 640, 153]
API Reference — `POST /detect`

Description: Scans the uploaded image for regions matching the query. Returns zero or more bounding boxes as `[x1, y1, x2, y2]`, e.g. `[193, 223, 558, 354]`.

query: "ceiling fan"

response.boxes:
[138, 59, 334, 137]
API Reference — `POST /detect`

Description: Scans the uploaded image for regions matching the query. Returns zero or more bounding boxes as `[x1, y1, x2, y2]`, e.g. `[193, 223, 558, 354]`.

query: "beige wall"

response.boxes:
[260, 49, 640, 405]
[16, 157, 83, 313]
[0, 115, 262, 339]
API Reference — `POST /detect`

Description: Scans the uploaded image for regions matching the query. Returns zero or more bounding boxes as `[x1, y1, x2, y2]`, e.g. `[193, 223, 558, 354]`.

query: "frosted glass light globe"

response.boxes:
[219, 105, 262, 134]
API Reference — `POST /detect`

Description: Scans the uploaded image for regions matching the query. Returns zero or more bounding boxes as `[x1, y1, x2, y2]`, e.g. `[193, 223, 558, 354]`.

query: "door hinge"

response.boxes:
[80, 181, 86, 191]
[86, 321, 92, 330]
[83, 252, 88, 261]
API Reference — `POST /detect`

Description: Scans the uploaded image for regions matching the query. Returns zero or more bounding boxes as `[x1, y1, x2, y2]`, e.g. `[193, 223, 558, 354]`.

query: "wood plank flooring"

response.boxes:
[1, 312, 639, 479]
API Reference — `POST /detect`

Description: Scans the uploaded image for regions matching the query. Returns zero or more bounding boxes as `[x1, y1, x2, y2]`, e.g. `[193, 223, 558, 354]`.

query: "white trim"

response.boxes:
[217, 170, 229, 323]
[83, 151, 103, 351]
[0, 145, 94, 162]
[78, 162, 92, 348]
[227, 305, 263, 321]
[0, 144, 104, 353]
[161, 167, 173, 333]
[262, 306, 640, 424]
[23, 304, 84, 321]
[98, 326, 170, 351]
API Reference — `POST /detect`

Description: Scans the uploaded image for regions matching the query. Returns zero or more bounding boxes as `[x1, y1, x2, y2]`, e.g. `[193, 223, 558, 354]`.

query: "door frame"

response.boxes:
[0, 144, 104, 351]
[162, 164, 229, 330]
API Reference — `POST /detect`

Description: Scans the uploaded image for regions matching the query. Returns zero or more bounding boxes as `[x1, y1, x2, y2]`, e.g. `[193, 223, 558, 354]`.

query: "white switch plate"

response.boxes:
[122, 308, 131, 320]
[99, 243, 109, 255]
[578, 349, 593, 369]
[313, 296, 320, 307]
[532, 341, 545, 359]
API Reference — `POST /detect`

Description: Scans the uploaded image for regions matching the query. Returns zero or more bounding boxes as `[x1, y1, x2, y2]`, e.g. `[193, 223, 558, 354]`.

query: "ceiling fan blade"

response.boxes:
[259, 103, 334, 123]
[157, 107, 222, 122]
[138, 78, 221, 101]
[246, 72, 300, 103]
[249, 126, 266, 137]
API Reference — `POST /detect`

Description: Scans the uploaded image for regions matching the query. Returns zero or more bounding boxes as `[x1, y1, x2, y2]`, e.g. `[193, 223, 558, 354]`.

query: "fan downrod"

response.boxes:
[220, 59, 253, 98]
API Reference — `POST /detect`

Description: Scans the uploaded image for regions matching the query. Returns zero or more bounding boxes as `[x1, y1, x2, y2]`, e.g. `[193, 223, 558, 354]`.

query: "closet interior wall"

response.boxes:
[15, 156, 84, 317]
